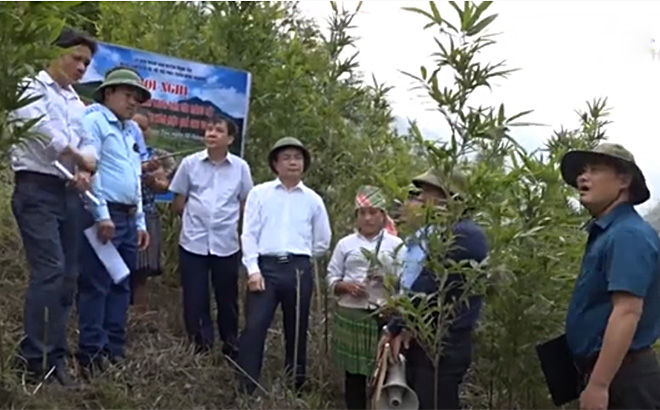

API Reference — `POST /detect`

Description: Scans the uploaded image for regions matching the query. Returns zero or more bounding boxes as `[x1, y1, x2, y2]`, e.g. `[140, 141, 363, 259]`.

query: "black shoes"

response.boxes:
[16, 358, 82, 390]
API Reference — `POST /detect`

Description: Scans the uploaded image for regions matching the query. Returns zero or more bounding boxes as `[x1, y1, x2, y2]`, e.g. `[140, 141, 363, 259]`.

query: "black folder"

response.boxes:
[535, 333, 581, 407]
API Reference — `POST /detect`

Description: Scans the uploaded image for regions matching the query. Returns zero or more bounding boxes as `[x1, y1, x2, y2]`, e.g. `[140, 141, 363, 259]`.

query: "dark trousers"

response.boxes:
[405, 328, 473, 410]
[178, 246, 240, 357]
[76, 203, 137, 367]
[236, 255, 314, 394]
[582, 349, 660, 409]
[11, 171, 81, 372]
[345, 371, 368, 409]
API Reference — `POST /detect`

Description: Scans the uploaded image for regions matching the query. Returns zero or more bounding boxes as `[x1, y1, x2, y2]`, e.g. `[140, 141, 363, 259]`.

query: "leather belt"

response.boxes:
[107, 202, 137, 216]
[15, 170, 66, 187]
[258, 254, 309, 264]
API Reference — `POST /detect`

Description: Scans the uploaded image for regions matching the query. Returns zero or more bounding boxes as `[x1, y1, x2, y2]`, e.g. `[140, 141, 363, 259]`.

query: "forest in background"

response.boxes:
[0, 2, 656, 409]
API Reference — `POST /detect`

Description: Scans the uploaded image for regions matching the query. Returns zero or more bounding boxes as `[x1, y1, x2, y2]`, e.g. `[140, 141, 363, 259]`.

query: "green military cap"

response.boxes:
[93, 66, 151, 104]
[560, 142, 649, 205]
[268, 136, 311, 174]
[412, 167, 467, 199]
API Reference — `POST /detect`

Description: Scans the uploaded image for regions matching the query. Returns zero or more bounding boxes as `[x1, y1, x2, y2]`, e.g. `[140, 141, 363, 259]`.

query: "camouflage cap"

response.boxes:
[268, 136, 311, 174]
[412, 167, 467, 199]
[560, 142, 650, 205]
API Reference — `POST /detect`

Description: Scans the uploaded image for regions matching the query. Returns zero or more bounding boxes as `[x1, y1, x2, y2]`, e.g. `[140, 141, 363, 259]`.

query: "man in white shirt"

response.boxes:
[9, 27, 98, 388]
[237, 137, 332, 395]
[169, 116, 253, 359]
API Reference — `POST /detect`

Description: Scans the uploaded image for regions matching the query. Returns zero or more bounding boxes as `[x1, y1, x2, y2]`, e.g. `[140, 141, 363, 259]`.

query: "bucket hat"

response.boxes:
[92, 66, 151, 104]
[412, 167, 467, 200]
[560, 142, 649, 205]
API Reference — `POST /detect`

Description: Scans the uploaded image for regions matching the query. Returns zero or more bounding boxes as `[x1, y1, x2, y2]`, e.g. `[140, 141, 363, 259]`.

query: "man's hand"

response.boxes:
[71, 170, 92, 192]
[77, 153, 97, 173]
[377, 329, 412, 364]
[143, 168, 169, 192]
[142, 159, 160, 173]
[137, 229, 150, 251]
[579, 382, 608, 410]
[336, 281, 368, 298]
[247, 272, 266, 292]
[97, 219, 115, 244]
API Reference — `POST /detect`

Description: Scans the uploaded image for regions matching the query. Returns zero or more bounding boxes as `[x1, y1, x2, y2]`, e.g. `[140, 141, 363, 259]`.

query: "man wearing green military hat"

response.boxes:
[237, 137, 332, 396]
[75, 66, 152, 379]
[378, 167, 489, 409]
[559, 143, 660, 409]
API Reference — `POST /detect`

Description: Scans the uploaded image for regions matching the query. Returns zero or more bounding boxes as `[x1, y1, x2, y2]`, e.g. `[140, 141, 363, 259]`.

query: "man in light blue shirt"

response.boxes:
[75, 66, 152, 378]
[169, 115, 253, 359]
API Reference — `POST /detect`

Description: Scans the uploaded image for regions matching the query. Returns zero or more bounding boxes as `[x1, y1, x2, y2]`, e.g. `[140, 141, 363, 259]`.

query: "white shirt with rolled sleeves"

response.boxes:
[326, 231, 405, 294]
[169, 150, 254, 257]
[9, 70, 96, 175]
[240, 179, 332, 275]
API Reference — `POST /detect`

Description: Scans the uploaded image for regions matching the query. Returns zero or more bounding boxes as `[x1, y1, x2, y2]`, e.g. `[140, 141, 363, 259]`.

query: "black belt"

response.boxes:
[15, 170, 67, 187]
[574, 347, 654, 375]
[107, 202, 137, 216]
[258, 254, 309, 264]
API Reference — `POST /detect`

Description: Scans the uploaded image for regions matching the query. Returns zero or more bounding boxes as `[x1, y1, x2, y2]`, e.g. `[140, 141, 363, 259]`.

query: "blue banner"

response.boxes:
[75, 42, 252, 202]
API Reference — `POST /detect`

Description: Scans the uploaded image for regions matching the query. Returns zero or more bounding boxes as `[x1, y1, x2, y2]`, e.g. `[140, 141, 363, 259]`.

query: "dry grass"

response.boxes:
[0, 166, 347, 409]
[0, 165, 524, 409]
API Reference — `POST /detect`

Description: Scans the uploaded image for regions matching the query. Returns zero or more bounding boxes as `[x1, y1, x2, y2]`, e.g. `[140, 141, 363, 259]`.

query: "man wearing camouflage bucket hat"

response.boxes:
[377, 167, 489, 409]
[326, 185, 404, 409]
[558, 143, 660, 409]
[75, 66, 152, 379]
[237, 137, 331, 396]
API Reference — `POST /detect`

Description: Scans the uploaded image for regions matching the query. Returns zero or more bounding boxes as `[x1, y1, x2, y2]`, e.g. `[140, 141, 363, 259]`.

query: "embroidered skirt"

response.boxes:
[332, 305, 381, 376]
[135, 210, 162, 276]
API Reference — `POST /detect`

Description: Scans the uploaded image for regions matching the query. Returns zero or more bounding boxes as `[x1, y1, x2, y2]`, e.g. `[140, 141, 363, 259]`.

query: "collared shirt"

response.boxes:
[241, 178, 332, 275]
[169, 150, 254, 257]
[566, 202, 660, 358]
[400, 226, 437, 290]
[129, 121, 149, 161]
[80, 104, 146, 231]
[9, 70, 92, 176]
[397, 218, 489, 331]
[326, 230, 405, 293]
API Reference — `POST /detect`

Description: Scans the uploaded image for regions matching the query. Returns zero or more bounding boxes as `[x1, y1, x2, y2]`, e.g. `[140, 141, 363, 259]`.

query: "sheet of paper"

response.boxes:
[83, 225, 130, 284]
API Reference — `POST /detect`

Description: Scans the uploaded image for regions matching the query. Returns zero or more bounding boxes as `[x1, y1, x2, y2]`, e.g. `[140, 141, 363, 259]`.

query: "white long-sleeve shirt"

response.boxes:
[326, 230, 405, 295]
[241, 178, 332, 275]
[9, 70, 92, 176]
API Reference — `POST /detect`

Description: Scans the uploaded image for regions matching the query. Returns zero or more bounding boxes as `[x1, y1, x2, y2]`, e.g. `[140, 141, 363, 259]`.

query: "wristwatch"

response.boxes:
[382, 324, 391, 337]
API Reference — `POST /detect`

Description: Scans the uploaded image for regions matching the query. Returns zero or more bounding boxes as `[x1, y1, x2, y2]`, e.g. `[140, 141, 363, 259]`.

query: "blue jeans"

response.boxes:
[11, 171, 81, 371]
[236, 255, 314, 394]
[76, 203, 137, 367]
[178, 247, 240, 357]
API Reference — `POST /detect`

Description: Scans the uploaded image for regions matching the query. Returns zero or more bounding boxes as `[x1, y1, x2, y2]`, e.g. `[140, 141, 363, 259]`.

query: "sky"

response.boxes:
[298, 1, 660, 214]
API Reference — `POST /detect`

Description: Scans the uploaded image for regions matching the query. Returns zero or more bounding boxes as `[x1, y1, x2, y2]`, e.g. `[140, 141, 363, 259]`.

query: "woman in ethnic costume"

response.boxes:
[327, 185, 405, 409]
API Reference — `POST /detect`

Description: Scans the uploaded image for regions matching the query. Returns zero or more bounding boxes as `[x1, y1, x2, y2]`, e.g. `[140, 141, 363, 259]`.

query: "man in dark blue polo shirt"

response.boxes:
[561, 143, 660, 409]
[378, 168, 489, 410]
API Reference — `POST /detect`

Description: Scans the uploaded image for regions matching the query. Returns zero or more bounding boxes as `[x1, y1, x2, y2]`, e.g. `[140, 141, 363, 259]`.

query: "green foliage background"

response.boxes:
[0, 1, 648, 409]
